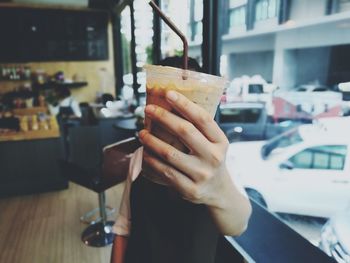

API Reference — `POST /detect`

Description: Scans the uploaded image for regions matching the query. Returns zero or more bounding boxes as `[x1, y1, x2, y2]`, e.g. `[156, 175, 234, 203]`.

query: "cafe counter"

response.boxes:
[0, 133, 68, 198]
[0, 110, 68, 198]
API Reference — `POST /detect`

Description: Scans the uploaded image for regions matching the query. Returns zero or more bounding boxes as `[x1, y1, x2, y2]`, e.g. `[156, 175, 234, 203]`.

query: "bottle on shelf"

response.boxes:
[49, 115, 58, 131]
[31, 115, 39, 131]
[38, 95, 46, 107]
[39, 119, 49, 130]
[19, 116, 29, 132]
[0, 65, 32, 81]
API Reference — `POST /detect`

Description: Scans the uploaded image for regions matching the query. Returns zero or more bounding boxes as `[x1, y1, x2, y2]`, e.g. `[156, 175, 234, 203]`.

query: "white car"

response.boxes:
[227, 118, 350, 218]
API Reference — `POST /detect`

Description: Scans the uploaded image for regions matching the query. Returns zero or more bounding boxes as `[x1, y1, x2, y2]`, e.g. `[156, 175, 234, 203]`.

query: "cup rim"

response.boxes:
[143, 64, 228, 85]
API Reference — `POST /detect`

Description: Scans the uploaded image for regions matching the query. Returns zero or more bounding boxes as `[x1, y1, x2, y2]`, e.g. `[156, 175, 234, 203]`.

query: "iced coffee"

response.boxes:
[143, 65, 226, 171]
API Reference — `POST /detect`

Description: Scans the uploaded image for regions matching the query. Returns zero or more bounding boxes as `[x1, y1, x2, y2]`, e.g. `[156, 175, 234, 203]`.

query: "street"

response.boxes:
[278, 214, 327, 247]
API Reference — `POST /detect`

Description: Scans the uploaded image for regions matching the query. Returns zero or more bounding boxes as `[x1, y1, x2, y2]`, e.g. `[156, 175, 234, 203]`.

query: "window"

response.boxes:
[255, 0, 279, 21]
[340, 0, 350, 12]
[289, 145, 347, 170]
[230, 0, 247, 7]
[313, 151, 329, 169]
[119, 0, 154, 99]
[194, 0, 203, 21]
[215, 0, 350, 256]
[340, 0, 350, 7]
[192, 0, 203, 43]
[193, 21, 203, 42]
[248, 84, 264, 94]
[330, 154, 345, 170]
[161, 0, 202, 65]
[229, 5, 246, 27]
[290, 150, 313, 169]
[133, 0, 154, 74]
[120, 7, 132, 85]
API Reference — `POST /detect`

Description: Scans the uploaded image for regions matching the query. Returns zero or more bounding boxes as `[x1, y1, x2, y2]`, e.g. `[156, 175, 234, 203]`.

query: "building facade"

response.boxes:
[189, 0, 350, 90]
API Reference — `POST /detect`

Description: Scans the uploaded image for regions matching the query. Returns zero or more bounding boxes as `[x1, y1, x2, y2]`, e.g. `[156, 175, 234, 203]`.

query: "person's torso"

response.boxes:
[125, 175, 220, 263]
[58, 97, 74, 117]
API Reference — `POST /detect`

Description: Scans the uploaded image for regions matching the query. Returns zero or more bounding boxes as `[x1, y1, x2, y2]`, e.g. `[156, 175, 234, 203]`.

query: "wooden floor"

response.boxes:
[0, 182, 124, 263]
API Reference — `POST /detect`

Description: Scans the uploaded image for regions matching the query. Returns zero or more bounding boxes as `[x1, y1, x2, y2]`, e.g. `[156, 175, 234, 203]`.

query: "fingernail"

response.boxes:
[138, 129, 147, 140]
[166, 91, 178, 102]
[145, 105, 156, 114]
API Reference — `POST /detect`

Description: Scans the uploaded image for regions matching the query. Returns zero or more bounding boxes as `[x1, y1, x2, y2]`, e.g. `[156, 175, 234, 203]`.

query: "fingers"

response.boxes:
[142, 158, 170, 186]
[144, 105, 212, 156]
[165, 90, 227, 144]
[139, 130, 205, 182]
[143, 151, 198, 201]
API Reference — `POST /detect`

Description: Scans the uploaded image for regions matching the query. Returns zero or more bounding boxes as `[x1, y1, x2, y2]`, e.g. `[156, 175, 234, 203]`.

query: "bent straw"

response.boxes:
[148, 0, 189, 71]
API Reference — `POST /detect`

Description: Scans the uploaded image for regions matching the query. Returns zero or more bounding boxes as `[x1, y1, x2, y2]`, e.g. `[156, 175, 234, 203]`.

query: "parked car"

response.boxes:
[226, 118, 350, 218]
[218, 102, 268, 142]
[218, 102, 303, 142]
[320, 207, 350, 263]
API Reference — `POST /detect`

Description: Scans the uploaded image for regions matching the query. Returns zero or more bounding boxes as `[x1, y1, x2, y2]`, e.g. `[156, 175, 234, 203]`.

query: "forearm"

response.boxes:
[207, 173, 252, 236]
[110, 235, 128, 263]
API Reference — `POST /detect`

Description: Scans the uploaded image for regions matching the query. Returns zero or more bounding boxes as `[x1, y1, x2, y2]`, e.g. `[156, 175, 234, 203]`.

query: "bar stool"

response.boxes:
[65, 124, 135, 225]
[59, 125, 141, 247]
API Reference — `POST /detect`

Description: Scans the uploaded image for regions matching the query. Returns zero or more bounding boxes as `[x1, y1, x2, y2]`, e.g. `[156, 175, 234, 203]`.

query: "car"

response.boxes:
[226, 117, 350, 218]
[320, 206, 350, 263]
[218, 102, 268, 142]
[218, 102, 306, 142]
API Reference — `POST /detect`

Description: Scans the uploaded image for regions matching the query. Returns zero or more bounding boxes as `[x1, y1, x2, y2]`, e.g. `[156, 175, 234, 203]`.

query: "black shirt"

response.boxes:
[124, 175, 242, 263]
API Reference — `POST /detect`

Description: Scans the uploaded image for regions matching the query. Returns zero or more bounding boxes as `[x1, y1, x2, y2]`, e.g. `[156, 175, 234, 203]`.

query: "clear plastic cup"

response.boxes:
[142, 65, 227, 184]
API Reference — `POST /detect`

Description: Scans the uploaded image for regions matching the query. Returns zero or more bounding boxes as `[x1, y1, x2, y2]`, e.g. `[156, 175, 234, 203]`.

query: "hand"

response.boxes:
[139, 90, 232, 209]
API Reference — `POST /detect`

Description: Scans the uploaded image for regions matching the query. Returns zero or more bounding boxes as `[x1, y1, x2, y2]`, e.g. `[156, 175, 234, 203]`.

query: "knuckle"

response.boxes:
[198, 113, 212, 126]
[196, 168, 211, 182]
[185, 187, 197, 201]
[164, 165, 176, 179]
[210, 150, 225, 167]
[181, 98, 190, 109]
[162, 148, 178, 162]
[178, 123, 196, 137]
[189, 186, 202, 201]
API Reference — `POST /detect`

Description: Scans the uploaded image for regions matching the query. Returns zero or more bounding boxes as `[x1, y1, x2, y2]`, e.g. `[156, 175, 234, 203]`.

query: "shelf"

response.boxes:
[0, 129, 60, 142]
[13, 107, 48, 116]
[33, 82, 88, 90]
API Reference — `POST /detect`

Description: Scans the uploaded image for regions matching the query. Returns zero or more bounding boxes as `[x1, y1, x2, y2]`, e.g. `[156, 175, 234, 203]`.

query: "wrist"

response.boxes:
[206, 169, 233, 210]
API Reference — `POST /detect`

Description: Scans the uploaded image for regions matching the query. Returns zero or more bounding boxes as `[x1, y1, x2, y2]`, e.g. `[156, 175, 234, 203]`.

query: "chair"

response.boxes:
[59, 125, 141, 247]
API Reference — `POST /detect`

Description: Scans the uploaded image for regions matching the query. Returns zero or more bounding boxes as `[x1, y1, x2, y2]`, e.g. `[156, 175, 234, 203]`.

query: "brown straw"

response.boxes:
[148, 0, 188, 71]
